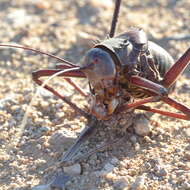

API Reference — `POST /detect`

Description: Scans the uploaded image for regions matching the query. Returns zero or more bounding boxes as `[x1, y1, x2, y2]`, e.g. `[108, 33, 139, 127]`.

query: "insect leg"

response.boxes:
[115, 76, 169, 113]
[54, 64, 88, 97]
[117, 96, 161, 112]
[32, 69, 90, 119]
[160, 96, 190, 119]
[109, 0, 122, 37]
[137, 105, 190, 120]
[122, 76, 190, 120]
[64, 78, 88, 97]
[130, 76, 168, 96]
[162, 47, 190, 88]
[33, 66, 87, 96]
[118, 95, 190, 120]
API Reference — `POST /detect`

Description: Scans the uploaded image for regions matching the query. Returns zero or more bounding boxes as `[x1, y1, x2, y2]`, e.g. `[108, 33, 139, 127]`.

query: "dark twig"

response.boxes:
[109, 0, 122, 38]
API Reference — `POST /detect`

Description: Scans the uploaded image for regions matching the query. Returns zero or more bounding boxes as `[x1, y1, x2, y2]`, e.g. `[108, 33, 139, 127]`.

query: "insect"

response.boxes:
[30, 2, 190, 122]
[0, 0, 190, 188]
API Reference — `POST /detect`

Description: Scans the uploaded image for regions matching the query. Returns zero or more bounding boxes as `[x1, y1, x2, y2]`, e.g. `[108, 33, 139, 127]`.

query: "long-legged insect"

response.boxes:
[0, 0, 190, 189]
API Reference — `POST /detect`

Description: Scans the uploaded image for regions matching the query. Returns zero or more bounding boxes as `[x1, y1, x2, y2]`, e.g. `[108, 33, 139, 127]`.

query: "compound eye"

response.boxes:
[92, 58, 99, 64]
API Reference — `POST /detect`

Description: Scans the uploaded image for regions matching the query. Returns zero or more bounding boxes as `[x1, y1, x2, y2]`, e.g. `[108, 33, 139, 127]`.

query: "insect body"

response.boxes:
[1, 28, 189, 121]
[79, 28, 180, 119]
[30, 26, 190, 189]
[0, 0, 190, 188]
[0, 0, 189, 121]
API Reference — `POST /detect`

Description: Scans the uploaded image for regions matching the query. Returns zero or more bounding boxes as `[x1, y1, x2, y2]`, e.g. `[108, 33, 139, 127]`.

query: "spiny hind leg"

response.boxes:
[162, 47, 190, 88]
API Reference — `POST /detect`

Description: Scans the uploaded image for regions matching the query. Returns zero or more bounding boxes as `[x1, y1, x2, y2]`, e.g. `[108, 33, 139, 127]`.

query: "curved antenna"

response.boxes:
[0, 44, 76, 66]
[109, 0, 122, 38]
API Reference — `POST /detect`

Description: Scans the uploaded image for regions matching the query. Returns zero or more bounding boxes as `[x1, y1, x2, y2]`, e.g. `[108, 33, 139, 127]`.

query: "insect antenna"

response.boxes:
[0, 43, 76, 66]
[109, 0, 122, 38]
[0, 44, 87, 156]
[5, 68, 87, 156]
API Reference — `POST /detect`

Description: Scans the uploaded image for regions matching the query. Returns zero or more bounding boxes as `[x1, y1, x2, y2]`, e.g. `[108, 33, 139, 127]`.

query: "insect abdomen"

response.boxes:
[121, 41, 175, 99]
[149, 41, 175, 78]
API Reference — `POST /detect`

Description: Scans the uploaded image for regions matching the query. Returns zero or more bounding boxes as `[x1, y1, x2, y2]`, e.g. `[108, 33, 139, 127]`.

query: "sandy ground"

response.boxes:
[0, 0, 190, 190]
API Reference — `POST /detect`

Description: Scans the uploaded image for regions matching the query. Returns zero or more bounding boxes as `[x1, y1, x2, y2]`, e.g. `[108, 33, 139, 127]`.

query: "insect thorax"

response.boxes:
[94, 29, 163, 99]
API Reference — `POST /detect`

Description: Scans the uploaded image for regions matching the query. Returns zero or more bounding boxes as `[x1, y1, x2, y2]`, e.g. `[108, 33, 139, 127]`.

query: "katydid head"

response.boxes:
[80, 48, 116, 88]
[80, 48, 118, 119]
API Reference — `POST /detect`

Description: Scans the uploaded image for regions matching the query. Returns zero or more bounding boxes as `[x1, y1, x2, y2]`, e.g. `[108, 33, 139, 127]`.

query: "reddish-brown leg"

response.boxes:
[117, 96, 160, 112]
[130, 76, 168, 96]
[119, 75, 190, 120]
[33, 65, 87, 97]
[32, 68, 90, 119]
[137, 105, 190, 120]
[118, 95, 190, 120]
[55, 64, 88, 97]
[64, 78, 88, 97]
[162, 47, 190, 88]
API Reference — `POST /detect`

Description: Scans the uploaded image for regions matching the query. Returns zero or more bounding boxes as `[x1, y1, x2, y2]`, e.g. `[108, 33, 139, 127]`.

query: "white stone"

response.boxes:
[184, 128, 190, 137]
[32, 184, 51, 190]
[48, 131, 76, 151]
[64, 163, 81, 176]
[134, 115, 152, 136]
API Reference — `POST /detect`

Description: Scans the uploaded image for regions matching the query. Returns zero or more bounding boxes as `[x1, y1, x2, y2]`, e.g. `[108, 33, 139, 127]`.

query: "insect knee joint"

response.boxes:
[159, 87, 168, 96]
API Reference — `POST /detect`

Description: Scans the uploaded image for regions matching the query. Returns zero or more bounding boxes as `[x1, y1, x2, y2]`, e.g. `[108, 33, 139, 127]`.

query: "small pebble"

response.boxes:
[36, 144, 42, 150]
[35, 1, 51, 10]
[130, 135, 137, 144]
[143, 135, 153, 143]
[105, 172, 117, 180]
[182, 181, 190, 189]
[128, 169, 138, 176]
[49, 131, 75, 151]
[32, 184, 51, 190]
[110, 157, 119, 166]
[87, 0, 113, 9]
[154, 165, 168, 177]
[104, 162, 115, 173]
[6, 9, 33, 27]
[184, 152, 190, 160]
[184, 128, 190, 137]
[130, 175, 145, 190]
[113, 177, 129, 189]
[134, 115, 152, 136]
[144, 162, 152, 169]
[64, 163, 81, 176]
[39, 126, 50, 132]
[134, 143, 141, 151]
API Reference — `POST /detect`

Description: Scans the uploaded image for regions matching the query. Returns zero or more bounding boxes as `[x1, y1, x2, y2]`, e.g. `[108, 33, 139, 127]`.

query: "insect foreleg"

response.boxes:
[32, 69, 90, 119]
[120, 76, 190, 120]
